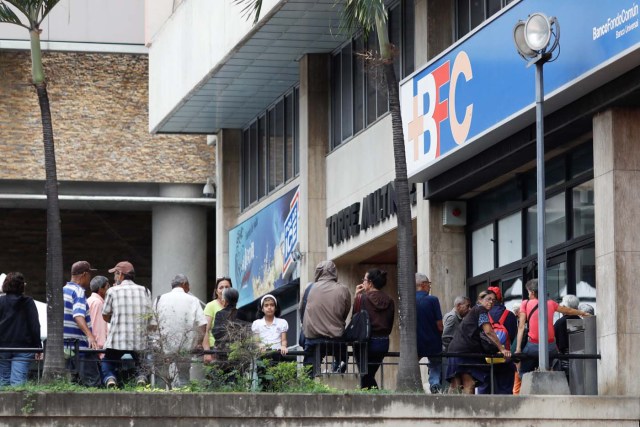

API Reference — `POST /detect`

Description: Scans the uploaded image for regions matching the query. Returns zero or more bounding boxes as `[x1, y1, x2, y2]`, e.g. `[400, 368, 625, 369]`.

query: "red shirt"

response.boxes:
[520, 299, 559, 344]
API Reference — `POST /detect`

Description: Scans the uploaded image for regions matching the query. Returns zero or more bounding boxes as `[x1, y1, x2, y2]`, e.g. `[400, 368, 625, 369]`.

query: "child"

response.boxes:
[251, 294, 288, 355]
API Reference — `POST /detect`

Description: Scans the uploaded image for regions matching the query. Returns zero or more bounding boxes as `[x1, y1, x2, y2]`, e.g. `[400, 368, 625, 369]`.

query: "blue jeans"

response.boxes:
[101, 349, 146, 385]
[519, 341, 558, 376]
[0, 352, 33, 386]
[428, 356, 442, 387]
[355, 336, 389, 389]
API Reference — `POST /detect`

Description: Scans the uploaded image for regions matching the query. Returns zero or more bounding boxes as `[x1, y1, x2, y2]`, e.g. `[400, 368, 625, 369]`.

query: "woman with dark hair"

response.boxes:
[446, 289, 511, 394]
[203, 277, 233, 363]
[352, 268, 394, 389]
[0, 272, 41, 386]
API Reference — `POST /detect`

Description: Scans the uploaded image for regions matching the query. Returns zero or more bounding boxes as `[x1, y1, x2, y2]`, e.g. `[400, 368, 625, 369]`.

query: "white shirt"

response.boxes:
[251, 317, 288, 350]
[155, 287, 207, 354]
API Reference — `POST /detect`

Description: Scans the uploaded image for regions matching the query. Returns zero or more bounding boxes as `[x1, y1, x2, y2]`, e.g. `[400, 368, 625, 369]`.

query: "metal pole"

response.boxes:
[535, 59, 549, 371]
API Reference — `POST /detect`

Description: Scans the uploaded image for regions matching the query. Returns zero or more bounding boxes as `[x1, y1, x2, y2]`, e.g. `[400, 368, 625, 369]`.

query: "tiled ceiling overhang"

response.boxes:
[157, 0, 348, 134]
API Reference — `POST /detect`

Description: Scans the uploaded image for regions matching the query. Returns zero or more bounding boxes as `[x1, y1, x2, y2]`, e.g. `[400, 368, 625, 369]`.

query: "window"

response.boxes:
[472, 224, 494, 276]
[241, 87, 299, 210]
[330, 0, 415, 149]
[456, 0, 514, 39]
[466, 142, 595, 308]
[498, 212, 522, 267]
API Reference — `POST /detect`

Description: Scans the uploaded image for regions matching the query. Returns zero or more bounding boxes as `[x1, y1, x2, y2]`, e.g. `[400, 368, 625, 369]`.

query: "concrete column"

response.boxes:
[417, 193, 466, 313]
[152, 184, 208, 301]
[593, 108, 640, 396]
[215, 129, 242, 280]
[298, 54, 329, 287]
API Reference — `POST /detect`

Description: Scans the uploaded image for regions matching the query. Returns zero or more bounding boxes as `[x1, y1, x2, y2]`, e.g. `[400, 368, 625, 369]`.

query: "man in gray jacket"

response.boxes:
[300, 260, 351, 377]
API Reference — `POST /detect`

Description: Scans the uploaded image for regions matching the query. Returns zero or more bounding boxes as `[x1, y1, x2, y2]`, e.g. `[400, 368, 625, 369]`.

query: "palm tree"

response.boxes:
[0, 0, 66, 382]
[240, 0, 422, 391]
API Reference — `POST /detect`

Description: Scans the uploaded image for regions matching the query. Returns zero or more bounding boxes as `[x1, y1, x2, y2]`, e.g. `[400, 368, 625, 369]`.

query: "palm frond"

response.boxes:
[0, 1, 27, 28]
[39, 0, 60, 23]
[233, 0, 262, 25]
[339, 0, 386, 39]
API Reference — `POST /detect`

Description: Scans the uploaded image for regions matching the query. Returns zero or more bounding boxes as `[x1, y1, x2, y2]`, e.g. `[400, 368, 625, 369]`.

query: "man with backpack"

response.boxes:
[477, 286, 518, 394]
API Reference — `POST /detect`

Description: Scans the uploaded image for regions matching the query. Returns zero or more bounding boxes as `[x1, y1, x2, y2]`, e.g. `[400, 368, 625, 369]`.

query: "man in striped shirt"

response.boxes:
[63, 260, 101, 386]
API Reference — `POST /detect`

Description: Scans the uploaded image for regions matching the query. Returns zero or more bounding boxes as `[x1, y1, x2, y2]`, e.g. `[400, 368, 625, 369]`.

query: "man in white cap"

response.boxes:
[101, 261, 152, 388]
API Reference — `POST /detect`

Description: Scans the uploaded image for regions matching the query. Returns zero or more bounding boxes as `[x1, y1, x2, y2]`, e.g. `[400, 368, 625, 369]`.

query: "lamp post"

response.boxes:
[513, 13, 560, 372]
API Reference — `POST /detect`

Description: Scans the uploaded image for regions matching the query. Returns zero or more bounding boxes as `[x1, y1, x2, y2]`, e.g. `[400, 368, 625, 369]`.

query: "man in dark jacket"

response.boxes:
[300, 261, 351, 377]
[477, 286, 518, 394]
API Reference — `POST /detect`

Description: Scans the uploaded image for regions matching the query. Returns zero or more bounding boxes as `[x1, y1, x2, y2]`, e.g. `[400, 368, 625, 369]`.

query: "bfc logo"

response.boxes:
[402, 50, 474, 170]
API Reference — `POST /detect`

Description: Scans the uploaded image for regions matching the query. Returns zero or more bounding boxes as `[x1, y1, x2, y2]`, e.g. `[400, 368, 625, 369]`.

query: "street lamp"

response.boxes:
[513, 13, 560, 372]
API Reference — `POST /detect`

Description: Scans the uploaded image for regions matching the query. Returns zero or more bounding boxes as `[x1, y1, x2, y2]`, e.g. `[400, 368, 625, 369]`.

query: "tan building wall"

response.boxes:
[0, 50, 213, 183]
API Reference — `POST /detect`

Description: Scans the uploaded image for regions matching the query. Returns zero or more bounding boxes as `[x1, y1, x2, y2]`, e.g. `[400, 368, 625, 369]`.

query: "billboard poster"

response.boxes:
[229, 186, 300, 307]
[400, 0, 640, 181]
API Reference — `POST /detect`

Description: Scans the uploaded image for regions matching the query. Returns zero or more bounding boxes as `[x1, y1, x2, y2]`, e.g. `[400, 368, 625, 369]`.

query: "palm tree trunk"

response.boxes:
[383, 61, 422, 392]
[30, 31, 66, 382]
[376, 19, 422, 392]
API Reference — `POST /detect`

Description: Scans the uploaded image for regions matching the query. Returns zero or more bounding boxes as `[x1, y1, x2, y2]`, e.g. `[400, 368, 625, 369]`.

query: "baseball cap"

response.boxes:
[108, 261, 135, 275]
[487, 286, 503, 302]
[71, 261, 97, 276]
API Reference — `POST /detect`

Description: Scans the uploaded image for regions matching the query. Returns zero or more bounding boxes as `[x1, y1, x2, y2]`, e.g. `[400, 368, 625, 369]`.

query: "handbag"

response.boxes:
[342, 296, 371, 342]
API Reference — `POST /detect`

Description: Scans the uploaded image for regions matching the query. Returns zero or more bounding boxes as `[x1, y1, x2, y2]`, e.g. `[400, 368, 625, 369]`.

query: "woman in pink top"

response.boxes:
[515, 279, 589, 375]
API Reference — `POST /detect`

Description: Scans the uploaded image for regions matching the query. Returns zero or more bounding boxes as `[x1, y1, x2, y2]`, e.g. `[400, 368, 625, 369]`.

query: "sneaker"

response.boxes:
[430, 384, 442, 394]
[105, 378, 117, 389]
[333, 361, 347, 374]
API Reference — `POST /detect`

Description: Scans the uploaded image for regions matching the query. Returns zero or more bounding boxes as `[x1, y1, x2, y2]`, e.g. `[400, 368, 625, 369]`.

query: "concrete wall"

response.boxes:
[0, 51, 213, 183]
[0, 0, 144, 45]
[148, 0, 281, 132]
[0, 393, 637, 426]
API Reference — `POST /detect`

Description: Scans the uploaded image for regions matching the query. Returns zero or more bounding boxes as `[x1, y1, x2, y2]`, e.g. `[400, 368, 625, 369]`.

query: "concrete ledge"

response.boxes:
[0, 392, 638, 426]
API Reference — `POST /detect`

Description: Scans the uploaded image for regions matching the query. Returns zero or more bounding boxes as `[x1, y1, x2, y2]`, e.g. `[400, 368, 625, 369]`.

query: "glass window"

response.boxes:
[457, 0, 470, 38]
[294, 87, 300, 176]
[498, 212, 522, 267]
[341, 42, 353, 140]
[527, 192, 566, 254]
[502, 277, 523, 310]
[353, 37, 365, 134]
[268, 109, 277, 192]
[470, 0, 484, 30]
[366, 33, 378, 126]
[572, 179, 594, 238]
[258, 115, 267, 199]
[242, 129, 250, 209]
[546, 261, 567, 302]
[241, 87, 299, 210]
[285, 93, 294, 181]
[249, 122, 258, 202]
[570, 142, 594, 179]
[331, 53, 341, 148]
[403, 0, 415, 77]
[487, 0, 502, 17]
[472, 224, 494, 276]
[575, 247, 596, 314]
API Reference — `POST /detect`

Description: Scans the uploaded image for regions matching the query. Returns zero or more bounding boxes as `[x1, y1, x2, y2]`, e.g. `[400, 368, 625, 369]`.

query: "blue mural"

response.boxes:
[229, 186, 300, 307]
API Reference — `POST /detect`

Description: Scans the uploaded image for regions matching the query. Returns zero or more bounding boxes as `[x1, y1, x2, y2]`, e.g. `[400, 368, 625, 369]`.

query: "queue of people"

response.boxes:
[0, 259, 595, 393]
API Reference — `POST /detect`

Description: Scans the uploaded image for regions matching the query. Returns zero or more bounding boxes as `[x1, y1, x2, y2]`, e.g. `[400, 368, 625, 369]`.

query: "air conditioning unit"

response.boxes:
[442, 201, 467, 226]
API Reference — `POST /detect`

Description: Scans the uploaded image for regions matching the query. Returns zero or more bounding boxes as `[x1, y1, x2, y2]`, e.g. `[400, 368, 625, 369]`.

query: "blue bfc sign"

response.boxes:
[282, 189, 300, 280]
[400, 0, 640, 181]
[229, 186, 300, 307]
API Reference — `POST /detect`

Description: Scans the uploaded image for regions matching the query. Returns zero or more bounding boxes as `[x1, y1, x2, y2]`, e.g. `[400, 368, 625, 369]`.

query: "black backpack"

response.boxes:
[342, 296, 371, 342]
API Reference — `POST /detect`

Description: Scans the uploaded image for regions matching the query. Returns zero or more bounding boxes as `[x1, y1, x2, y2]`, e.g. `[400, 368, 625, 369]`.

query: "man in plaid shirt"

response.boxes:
[101, 261, 152, 388]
